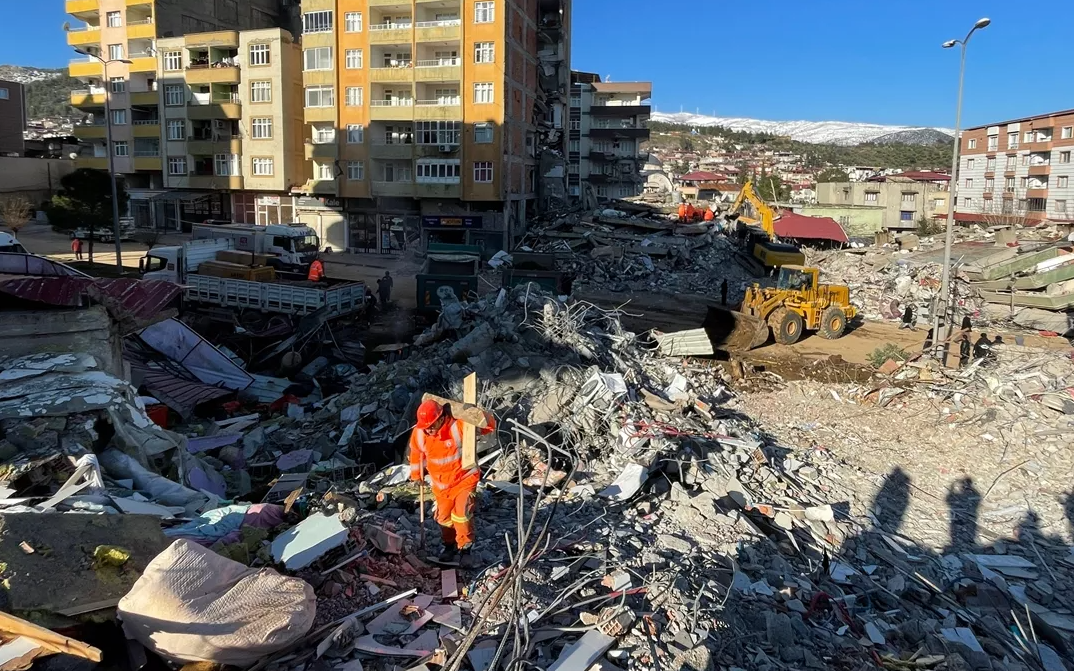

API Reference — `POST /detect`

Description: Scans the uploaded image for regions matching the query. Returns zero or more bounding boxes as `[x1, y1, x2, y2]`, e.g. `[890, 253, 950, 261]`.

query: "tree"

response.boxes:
[0, 197, 33, 237]
[735, 160, 750, 185]
[916, 215, 944, 237]
[134, 229, 163, 250]
[816, 167, 849, 183]
[757, 174, 790, 202]
[43, 169, 128, 264]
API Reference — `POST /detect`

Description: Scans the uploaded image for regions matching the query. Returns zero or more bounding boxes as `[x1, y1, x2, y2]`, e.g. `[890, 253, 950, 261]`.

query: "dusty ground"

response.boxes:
[12, 220, 185, 269]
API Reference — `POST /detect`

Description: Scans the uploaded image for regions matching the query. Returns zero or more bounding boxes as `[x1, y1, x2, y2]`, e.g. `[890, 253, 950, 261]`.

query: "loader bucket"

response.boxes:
[703, 306, 770, 351]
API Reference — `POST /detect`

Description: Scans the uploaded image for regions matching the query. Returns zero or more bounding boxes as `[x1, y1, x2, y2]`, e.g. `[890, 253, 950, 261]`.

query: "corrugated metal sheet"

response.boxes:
[0, 277, 182, 331]
[138, 368, 233, 419]
[774, 211, 850, 244]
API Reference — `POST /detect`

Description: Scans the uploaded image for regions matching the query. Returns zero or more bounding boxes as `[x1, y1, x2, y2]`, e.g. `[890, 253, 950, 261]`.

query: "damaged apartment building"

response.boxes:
[65, 0, 573, 255]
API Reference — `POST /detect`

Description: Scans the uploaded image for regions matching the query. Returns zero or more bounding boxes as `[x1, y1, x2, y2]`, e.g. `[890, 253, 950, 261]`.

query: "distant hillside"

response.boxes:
[0, 65, 64, 85]
[870, 128, 954, 146]
[0, 66, 80, 119]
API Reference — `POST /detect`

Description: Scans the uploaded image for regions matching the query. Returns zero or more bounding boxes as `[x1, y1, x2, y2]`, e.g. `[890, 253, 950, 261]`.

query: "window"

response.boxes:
[315, 162, 334, 180]
[1060, 176, 1070, 188]
[968, 138, 977, 149]
[304, 47, 332, 71]
[964, 197, 973, 208]
[215, 154, 239, 176]
[474, 1, 494, 23]
[987, 136, 998, 150]
[111, 109, 127, 125]
[1007, 156, 1016, 170]
[986, 157, 996, 170]
[964, 178, 972, 188]
[569, 119, 580, 131]
[345, 87, 363, 106]
[1008, 132, 1018, 149]
[933, 198, 945, 209]
[107, 44, 123, 60]
[985, 178, 994, 191]
[473, 161, 493, 183]
[164, 84, 184, 106]
[346, 124, 364, 144]
[1063, 127, 1073, 140]
[252, 158, 274, 176]
[474, 122, 493, 144]
[109, 77, 126, 93]
[570, 95, 581, 107]
[473, 82, 494, 104]
[305, 86, 334, 108]
[966, 158, 974, 170]
[569, 139, 580, 153]
[168, 156, 187, 175]
[899, 211, 914, 222]
[1022, 155, 1030, 166]
[902, 192, 917, 203]
[345, 49, 363, 69]
[251, 117, 273, 139]
[864, 192, 878, 202]
[1025, 131, 1034, 143]
[161, 51, 181, 71]
[1005, 177, 1016, 192]
[167, 120, 185, 140]
[250, 80, 272, 103]
[303, 10, 333, 33]
[113, 141, 128, 157]
[474, 42, 494, 63]
[1057, 200, 1068, 214]
[347, 161, 365, 180]
[416, 159, 461, 183]
[345, 12, 362, 32]
[382, 125, 412, 144]
[309, 124, 334, 144]
[1020, 176, 1028, 188]
[106, 11, 121, 27]
[249, 43, 270, 66]
[416, 121, 461, 145]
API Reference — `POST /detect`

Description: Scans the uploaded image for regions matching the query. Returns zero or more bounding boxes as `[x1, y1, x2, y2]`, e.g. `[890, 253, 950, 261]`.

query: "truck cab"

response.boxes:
[0, 232, 27, 254]
[192, 222, 320, 269]
[139, 247, 181, 282]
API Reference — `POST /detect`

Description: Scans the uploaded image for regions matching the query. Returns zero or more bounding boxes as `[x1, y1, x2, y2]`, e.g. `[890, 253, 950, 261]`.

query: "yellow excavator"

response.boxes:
[725, 180, 806, 269]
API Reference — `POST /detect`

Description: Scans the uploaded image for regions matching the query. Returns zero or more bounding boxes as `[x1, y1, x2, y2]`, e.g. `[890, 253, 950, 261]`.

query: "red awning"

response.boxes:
[773, 211, 849, 244]
[0, 277, 182, 331]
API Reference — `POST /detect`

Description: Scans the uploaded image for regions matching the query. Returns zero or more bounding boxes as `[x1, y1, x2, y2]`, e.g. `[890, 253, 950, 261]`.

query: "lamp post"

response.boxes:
[934, 17, 990, 364]
[72, 47, 132, 273]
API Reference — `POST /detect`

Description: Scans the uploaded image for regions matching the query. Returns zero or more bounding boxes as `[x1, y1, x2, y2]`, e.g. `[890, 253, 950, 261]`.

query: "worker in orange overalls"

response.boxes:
[409, 399, 496, 565]
[307, 247, 331, 282]
[703, 207, 715, 222]
[684, 202, 696, 222]
[677, 203, 687, 220]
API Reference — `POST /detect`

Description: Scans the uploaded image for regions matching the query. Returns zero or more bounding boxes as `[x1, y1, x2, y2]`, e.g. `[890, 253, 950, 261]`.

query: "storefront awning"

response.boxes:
[148, 191, 213, 202]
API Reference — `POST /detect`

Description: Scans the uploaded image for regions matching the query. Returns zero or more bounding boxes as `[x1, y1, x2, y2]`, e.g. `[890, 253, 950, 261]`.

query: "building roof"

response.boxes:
[867, 170, 951, 183]
[713, 184, 742, 192]
[965, 108, 1074, 131]
[680, 171, 725, 183]
[0, 277, 181, 333]
[591, 82, 652, 95]
[774, 211, 849, 244]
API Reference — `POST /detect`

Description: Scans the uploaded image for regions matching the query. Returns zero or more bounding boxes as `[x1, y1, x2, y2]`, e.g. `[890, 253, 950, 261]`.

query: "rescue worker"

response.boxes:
[703, 207, 715, 222]
[308, 247, 331, 282]
[409, 399, 496, 565]
[959, 333, 972, 368]
[377, 271, 394, 307]
[900, 304, 914, 330]
[71, 236, 83, 261]
[684, 202, 696, 222]
[973, 333, 992, 360]
[677, 203, 687, 220]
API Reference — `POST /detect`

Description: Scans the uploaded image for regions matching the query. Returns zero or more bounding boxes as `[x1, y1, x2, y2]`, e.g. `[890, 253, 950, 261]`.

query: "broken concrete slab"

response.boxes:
[598, 463, 647, 501]
[546, 631, 616, 671]
[441, 569, 458, 600]
[353, 635, 431, 658]
[271, 511, 348, 570]
[364, 524, 403, 554]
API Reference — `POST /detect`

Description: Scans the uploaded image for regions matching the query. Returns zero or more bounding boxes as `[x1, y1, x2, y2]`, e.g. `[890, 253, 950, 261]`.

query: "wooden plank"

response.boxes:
[420, 392, 488, 429]
[461, 373, 477, 470]
[0, 612, 102, 663]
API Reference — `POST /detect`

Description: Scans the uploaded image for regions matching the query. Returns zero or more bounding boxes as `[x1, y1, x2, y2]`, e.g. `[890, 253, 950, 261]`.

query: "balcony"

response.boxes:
[414, 62, 461, 82]
[128, 54, 157, 72]
[66, 26, 100, 48]
[125, 0, 152, 6]
[415, 19, 461, 42]
[186, 30, 240, 48]
[369, 24, 413, 45]
[76, 157, 108, 170]
[303, 180, 338, 196]
[188, 95, 242, 120]
[369, 0, 411, 5]
[65, 0, 98, 15]
[304, 106, 337, 123]
[371, 143, 415, 160]
[127, 18, 155, 40]
[71, 89, 106, 106]
[133, 157, 162, 171]
[414, 182, 460, 198]
[187, 175, 243, 190]
[187, 138, 242, 154]
[588, 127, 650, 139]
[130, 90, 159, 105]
[73, 124, 106, 140]
[370, 100, 415, 121]
[370, 67, 415, 84]
[133, 121, 160, 137]
[1027, 188, 1049, 199]
[588, 104, 652, 118]
[186, 64, 241, 85]
[1029, 164, 1051, 176]
[305, 142, 339, 160]
[69, 58, 102, 78]
[372, 181, 415, 197]
[415, 100, 461, 121]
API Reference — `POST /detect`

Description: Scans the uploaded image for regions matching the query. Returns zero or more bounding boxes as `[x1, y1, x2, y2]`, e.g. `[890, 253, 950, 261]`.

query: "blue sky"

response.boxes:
[6, 0, 1068, 129]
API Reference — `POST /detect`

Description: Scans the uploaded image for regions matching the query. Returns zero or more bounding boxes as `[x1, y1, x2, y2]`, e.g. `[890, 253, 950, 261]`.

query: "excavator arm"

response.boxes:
[737, 180, 778, 239]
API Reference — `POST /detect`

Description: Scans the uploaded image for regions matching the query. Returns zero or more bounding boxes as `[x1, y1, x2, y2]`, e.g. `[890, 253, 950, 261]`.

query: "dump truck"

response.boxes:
[192, 222, 320, 271]
[140, 238, 365, 318]
[416, 243, 481, 316]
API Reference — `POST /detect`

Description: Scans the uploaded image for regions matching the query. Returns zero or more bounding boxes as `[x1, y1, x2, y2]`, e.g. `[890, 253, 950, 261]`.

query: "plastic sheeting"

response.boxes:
[119, 539, 316, 665]
[138, 318, 254, 392]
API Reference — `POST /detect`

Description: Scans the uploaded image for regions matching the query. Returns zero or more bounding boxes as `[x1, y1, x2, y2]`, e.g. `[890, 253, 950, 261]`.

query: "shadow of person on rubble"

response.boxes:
[944, 476, 982, 554]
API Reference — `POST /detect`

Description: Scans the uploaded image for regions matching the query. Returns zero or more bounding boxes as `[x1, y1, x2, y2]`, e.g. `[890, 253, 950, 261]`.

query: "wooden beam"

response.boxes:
[420, 392, 488, 429]
[0, 611, 102, 664]
[461, 373, 477, 470]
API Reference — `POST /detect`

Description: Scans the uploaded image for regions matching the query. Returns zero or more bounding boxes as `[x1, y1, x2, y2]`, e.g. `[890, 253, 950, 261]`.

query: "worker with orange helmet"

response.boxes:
[410, 399, 496, 565]
[308, 247, 333, 282]
[703, 207, 715, 222]
[684, 202, 696, 223]
[677, 203, 687, 220]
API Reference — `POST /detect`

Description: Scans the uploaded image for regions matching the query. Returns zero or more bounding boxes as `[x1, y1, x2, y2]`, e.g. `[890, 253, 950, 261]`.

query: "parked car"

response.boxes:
[70, 226, 136, 243]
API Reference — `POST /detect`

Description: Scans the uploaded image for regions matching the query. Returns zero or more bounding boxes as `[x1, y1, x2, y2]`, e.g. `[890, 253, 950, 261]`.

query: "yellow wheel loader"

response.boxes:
[740, 265, 857, 345]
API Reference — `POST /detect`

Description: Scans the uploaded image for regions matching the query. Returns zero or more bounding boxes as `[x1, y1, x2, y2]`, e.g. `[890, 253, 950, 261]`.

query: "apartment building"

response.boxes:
[816, 172, 951, 233]
[294, 0, 572, 254]
[65, 0, 285, 226]
[955, 109, 1074, 224]
[154, 29, 305, 228]
[0, 80, 27, 156]
[567, 72, 651, 202]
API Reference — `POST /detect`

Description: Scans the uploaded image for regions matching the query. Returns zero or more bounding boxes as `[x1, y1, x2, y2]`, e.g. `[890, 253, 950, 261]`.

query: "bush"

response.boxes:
[867, 343, 910, 368]
[916, 216, 944, 237]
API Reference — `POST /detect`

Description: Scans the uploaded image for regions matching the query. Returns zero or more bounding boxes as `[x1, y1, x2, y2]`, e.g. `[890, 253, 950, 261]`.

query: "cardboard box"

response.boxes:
[197, 260, 276, 282]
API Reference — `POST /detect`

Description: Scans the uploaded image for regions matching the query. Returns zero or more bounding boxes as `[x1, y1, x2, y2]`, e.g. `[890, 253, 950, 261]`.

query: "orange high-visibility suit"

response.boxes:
[703, 208, 715, 222]
[684, 203, 696, 222]
[409, 412, 496, 549]
[677, 203, 687, 220]
[307, 259, 325, 282]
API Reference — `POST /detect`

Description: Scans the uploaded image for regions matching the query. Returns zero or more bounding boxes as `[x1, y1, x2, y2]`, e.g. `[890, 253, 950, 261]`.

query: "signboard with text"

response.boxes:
[422, 215, 482, 229]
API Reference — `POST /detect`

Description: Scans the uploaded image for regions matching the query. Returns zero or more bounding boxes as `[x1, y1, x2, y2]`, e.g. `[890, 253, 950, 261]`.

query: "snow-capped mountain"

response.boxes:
[651, 111, 953, 146]
[0, 65, 64, 85]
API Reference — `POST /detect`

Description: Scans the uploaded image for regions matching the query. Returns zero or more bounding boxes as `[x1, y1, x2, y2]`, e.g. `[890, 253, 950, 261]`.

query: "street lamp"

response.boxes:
[934, 17, 990, 364]
[71, 46, 132, 273]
